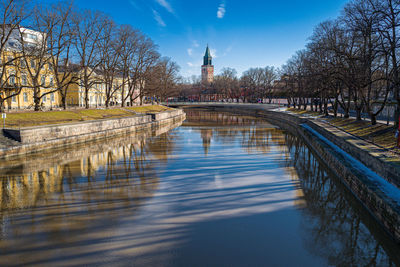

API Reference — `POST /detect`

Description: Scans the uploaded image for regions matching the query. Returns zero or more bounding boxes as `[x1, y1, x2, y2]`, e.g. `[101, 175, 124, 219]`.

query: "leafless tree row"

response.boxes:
[282, 0, 400, 125]
[177, 66, 278, 103]
[0, 0, 181, 111]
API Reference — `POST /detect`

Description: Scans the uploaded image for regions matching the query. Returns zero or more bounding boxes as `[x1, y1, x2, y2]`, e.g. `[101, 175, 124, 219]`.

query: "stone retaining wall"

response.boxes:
[0, 109, 185, 159]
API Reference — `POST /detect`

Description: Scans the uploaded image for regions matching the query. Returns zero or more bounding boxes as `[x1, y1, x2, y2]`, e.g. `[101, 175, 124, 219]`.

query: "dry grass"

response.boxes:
[2, 105, 172, 128]
[286, 108, 399, 156]
[327, 118, 396, 149]
[125, 105, 171, 113]
[287, 108, 322, 117]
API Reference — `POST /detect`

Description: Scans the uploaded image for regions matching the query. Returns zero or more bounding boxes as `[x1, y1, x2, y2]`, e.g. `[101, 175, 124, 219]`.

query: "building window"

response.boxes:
[43, 95, 46, 103]
[30, 59, 35, 68]
[23, 33, 38, 41]
[49, 76, 54, 86]
[41, 75, 46, 86]
[21, 74, 27, 86]
[12, 95, 16, 103]
[20, 59, 26, 68]
[9, 75, 15, 86]
[48, 63, 53, 71]
[23, 92, 28, 102]
[7, 56, 13, 65]
[51, 93, 55, 102]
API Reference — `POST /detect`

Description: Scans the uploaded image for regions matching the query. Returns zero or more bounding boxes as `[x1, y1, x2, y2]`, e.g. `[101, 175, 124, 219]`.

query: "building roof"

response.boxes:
[203, 45, 212, 66]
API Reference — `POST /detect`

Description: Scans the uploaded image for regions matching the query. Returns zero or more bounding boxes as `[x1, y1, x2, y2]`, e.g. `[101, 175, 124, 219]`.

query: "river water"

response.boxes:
[0, 108, 399, 266]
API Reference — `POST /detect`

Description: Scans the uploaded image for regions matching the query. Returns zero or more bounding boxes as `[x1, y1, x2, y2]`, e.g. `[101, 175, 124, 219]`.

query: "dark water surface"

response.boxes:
[0, 108, 399, 266]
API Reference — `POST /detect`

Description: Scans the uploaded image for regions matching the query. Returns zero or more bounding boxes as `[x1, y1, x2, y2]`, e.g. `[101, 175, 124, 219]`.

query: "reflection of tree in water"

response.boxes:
[210, 127, 286, 154]
[0, 130, 179, 240]
[187, 108, 287, 155]
[284, 133, 400, 266]
[184, 108, 266, 127]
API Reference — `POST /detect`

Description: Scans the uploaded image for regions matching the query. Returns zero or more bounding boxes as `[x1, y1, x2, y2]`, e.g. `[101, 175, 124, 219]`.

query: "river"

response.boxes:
[0, 108, 399, 266]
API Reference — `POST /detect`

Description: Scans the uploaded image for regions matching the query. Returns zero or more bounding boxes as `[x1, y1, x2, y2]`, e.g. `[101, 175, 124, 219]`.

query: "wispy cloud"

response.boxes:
[129, 0, 142, 11]
[192, 40, 199, 48]
[217, 2, 226, 19]
[222, 45, 233, 56]
[187, 48, 193, 56]
[152, 9, 166, 27]
[210, 48, 218, 58]
[155, 0, 174, 14]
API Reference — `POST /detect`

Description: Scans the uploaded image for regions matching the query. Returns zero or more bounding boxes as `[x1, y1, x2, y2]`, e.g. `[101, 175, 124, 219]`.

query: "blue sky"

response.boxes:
[73, 0, 349, 78]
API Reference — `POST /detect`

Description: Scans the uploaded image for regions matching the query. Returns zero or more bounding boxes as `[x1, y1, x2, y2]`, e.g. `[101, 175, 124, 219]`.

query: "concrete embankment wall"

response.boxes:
[210, 106, 400, 243]
[0, 109, 185, 159]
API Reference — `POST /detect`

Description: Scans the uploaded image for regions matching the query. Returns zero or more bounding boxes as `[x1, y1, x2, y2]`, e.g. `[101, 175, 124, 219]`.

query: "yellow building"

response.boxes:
[0, 27, 60, 111]
[61, 65, 141, 108]
[1, 26, 141, 111]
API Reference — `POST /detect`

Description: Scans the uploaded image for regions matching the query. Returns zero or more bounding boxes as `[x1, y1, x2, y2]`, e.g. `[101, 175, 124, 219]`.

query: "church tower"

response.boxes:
[201, 45, 214, 84]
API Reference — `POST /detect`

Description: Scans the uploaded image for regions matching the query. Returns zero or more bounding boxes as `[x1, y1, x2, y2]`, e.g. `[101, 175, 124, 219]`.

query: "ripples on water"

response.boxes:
[0, 108, 398, 266]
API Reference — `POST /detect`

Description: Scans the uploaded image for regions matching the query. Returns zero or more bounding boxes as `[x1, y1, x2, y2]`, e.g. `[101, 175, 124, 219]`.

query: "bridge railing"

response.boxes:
[162, 101, 284, 107]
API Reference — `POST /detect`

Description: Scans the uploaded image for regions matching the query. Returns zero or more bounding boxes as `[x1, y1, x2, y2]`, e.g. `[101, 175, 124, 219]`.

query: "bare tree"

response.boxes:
[145, 57, 180, 102]
[73, 10, 105, 109]
[43, 0, 78, 110]
[0, 0, 30, 112]
[97, 17, 122, 108]
[128, 34, 159, 105]
[19, 3, 62, 111]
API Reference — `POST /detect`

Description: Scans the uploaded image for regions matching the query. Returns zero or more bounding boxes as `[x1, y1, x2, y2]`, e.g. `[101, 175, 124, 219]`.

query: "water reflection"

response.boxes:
[0, 120, 182, 213]
[0, 109, 398, 266]
[284, 133, 400, 266]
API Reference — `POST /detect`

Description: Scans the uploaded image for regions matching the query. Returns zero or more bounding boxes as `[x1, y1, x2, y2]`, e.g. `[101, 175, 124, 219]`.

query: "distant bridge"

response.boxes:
[163, 102, 283, 110]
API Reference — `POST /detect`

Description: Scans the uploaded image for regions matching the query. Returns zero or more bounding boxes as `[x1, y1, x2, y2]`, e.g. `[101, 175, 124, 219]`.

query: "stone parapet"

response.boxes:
[0, 108, 185, 159]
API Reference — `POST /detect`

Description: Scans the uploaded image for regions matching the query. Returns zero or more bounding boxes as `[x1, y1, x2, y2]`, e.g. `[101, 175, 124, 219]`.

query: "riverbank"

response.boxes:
[0, 107, 185, 159]
[184, 104, 400, 243]
[1, 105, 172, 128]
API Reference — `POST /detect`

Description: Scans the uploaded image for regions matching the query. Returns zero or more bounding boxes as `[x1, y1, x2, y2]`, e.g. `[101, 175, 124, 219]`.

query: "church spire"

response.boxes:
[203, 45, 212, 66]
[201, 44, 214, 83]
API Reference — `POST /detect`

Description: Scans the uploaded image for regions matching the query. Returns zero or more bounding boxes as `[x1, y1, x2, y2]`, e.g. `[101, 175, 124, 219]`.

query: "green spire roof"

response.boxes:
[203, 45, 212, 66]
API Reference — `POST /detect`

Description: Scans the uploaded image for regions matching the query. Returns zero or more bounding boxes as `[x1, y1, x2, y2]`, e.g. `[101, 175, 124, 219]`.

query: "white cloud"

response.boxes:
[187, 48, 193, 56]
[210, 48, 218, 58]
[192, 40, 199, 48]
[217, 3, 226, 19]
[152, 9, 166, 27]
[222, 45, 233, 56]
[129, 0, 141, 11]
[187, 60, 202, 70]
[155, 0, 174, 14]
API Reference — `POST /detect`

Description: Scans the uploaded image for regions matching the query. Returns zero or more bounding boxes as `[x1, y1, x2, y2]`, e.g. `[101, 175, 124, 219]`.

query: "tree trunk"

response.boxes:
[333, 99, 338, 118]
[61, 95, 67, 110]
[370, 113, 377, 125]
[356, 108, 362, 121]
[85, 89, 89, 109]
[344, 108, 350, 118]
